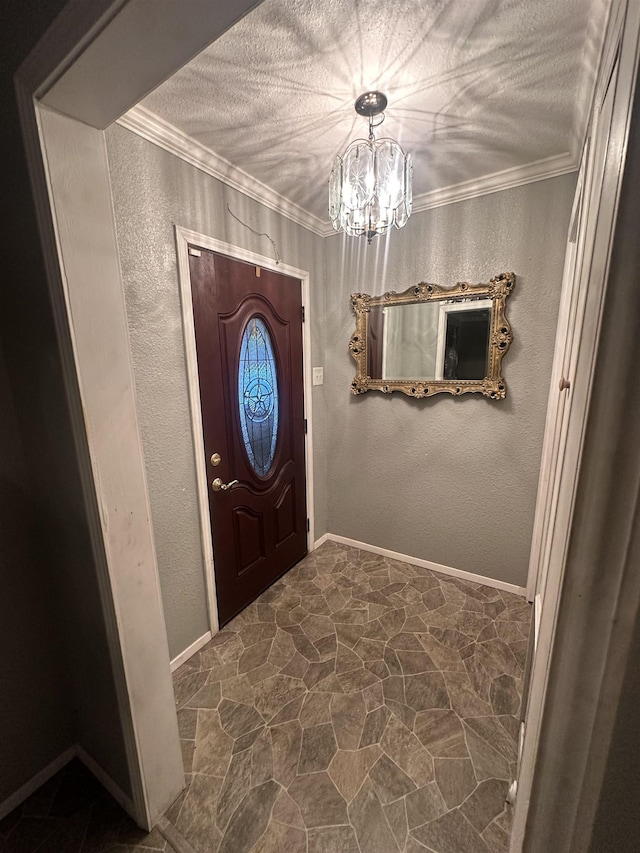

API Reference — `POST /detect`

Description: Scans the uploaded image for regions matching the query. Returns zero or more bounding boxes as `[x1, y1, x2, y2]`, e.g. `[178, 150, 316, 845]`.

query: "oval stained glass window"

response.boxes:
[238, 317, 279, 477]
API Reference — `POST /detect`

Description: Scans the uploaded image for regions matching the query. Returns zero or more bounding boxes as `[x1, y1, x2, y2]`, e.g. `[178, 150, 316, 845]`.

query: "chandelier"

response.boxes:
[329, 91, 412, 243]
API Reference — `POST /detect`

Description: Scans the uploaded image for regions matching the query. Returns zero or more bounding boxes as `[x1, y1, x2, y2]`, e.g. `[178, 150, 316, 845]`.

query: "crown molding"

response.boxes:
[118, 105, 578, 239]
[571, 0, 614, 161]
[116, 106, 328, 237]
[410, 151, 578, 214]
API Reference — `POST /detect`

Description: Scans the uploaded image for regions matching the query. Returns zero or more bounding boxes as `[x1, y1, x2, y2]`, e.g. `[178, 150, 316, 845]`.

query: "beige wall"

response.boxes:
[106, 124, 327, 659]
[323, 174, 576, 588]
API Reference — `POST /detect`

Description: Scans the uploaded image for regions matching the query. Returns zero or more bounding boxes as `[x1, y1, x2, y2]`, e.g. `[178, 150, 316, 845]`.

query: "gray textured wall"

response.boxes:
[324, 174, 576, 588]
[106, 124, 327, 660]
[106, 122, 573, 654]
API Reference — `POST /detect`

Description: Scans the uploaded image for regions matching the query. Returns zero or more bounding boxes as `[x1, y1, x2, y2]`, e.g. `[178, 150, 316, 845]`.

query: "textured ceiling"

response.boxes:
[140, 0, 607, 224]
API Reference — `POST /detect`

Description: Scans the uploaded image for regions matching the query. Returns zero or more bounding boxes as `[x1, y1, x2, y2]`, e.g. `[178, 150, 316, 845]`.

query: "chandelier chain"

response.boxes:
[368, 112, 385, 140]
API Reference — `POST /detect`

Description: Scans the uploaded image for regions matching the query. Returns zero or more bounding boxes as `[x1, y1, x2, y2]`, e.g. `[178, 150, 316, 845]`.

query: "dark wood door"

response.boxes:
[188, 247, 307, 625]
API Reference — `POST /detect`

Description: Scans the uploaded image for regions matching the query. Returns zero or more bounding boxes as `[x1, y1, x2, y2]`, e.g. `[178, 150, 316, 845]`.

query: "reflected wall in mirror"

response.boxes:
[350, 272, 515, 398]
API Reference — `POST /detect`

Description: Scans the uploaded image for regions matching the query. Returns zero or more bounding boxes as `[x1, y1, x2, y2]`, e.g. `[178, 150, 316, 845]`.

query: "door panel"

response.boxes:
[233, 507, 265, 575]
[188, 248, 307, 625]
[274, 482, 296, 546]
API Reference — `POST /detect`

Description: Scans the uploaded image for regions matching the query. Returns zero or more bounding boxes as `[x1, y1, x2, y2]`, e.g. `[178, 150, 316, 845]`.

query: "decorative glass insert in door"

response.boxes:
[238, 316, 279, 476]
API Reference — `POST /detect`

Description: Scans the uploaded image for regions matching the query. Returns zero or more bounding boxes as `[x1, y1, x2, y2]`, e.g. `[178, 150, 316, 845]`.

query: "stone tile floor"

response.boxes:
[169, 541, 531, 853]
[0, 759, 176, 853]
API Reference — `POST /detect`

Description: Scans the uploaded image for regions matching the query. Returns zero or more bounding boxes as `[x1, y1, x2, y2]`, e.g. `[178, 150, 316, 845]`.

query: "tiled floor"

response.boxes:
[0, 759, 176, 853]
[1, 541, 528, 852]
[169, 541, 531, 853]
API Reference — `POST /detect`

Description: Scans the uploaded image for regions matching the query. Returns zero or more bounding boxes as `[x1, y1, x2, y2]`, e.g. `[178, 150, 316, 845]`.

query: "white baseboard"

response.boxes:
[312, 532, 330, 550]
[158, 816, 199, 853]
[0, 746, 76, 820]
[0, 744, 135, 823]
[324, 534, 527, 597]
[76, 746, 135, 820]
[170, 631, 212, 673]
[166, 534, 525, 674]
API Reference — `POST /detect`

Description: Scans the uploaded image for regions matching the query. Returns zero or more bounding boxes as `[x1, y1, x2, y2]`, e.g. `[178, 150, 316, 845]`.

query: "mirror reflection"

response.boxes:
[369, 299, 492, 382]
[350, 272, 515, 399]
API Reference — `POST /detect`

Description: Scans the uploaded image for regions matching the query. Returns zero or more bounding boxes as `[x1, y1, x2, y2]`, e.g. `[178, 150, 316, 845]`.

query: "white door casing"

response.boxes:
[15, 0, 268, 830]
[174, 227, 316, 637]
[511, 0, 640, 848]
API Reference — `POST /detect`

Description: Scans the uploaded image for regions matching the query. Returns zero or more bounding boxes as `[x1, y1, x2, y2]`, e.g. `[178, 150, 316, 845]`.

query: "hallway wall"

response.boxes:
[106, 123, 328, 660]
[1, 0, 132, 809]
[323, 174, 576, 588]
[0, 344, 74, 804]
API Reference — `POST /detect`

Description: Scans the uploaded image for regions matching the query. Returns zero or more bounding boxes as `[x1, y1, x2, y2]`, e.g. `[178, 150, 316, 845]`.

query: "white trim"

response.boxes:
[170, 631, 212, 673]
[411, 152, 577, 213]
[571, 0, 614, 159]
[174, 232, 219, 636]
[157, 817, 199, 853]
[324, 534, 527, 597]
[511, 1, 640, 847]
[0, 746, 76, 820]
[0, 744, 135, 823]
[578, 0, 627, 142]
[119, 106, 578, 238]
[525, 143, 588, 602]
[174, 227, 315, 635]
[313, 532, 330, 550]
[526, 7, 625, 604]
[168, 528, 524, 661]
[534, 593, 542, 653]
[34, 104, 184, 830]
[118, 106, 327, 237]
[76, 745, 135, 818]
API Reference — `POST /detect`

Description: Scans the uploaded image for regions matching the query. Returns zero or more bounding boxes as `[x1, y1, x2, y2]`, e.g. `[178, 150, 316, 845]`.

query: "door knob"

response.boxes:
[211, 478, 239, 492]
[559, 376, 571, 392]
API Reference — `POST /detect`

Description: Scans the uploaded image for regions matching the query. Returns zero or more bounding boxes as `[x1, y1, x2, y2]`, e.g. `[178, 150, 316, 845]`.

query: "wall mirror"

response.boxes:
[350, 272, 515, 398]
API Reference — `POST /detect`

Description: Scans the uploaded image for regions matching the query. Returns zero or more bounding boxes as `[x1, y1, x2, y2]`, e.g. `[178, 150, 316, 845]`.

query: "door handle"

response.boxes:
[211, 478, 239, 492]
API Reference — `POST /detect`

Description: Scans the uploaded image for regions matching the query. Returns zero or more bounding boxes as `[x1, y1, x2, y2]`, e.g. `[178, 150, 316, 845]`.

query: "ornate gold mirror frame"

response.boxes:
[349, 272, 515, 399]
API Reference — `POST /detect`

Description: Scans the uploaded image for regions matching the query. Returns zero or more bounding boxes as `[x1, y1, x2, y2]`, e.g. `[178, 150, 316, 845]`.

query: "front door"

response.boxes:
[188, 247, 307, 625]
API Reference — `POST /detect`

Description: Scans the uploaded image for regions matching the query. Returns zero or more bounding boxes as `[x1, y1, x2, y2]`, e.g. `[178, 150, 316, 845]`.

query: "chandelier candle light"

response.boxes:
[329, 91, 412, 243]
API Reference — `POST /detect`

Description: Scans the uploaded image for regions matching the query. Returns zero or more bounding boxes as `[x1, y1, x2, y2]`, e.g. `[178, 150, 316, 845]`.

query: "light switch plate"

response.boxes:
[312, 367, 324, 386]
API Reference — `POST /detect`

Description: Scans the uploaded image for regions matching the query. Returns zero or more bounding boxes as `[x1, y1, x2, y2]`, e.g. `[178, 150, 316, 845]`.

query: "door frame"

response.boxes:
[525, 0, 626, 605]
[434, 298, 493, 381]
[15, 0, 268, 830]
[511, 0, 640, 847]
[16, 0, 640, 843]
[174, 227, 315, 635]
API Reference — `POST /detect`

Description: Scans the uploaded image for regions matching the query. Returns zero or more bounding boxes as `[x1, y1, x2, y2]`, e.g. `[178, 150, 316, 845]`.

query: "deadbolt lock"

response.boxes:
[210, 453, 221, 466]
